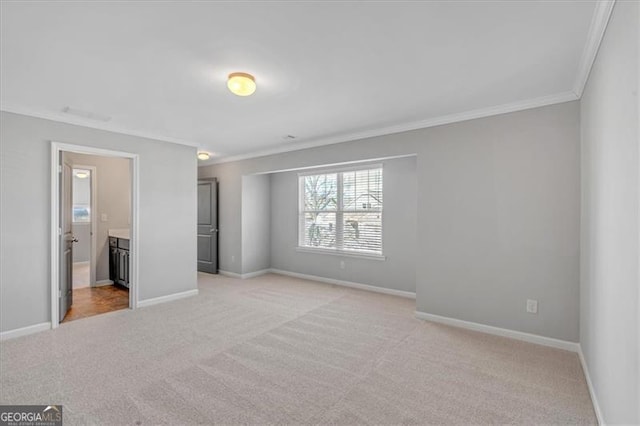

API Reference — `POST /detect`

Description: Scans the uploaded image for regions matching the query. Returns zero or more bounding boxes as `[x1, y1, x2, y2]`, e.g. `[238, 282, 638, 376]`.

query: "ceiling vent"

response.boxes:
[61, 106, 111, 122]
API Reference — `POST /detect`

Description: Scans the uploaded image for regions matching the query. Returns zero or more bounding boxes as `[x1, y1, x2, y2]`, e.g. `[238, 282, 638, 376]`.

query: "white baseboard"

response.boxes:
[414, 311, 580, 352]
[218, 270, 242, 278]
[137, 289, 199, 308]
[218, 269, 271, 279]
[0, 322, 51, 341]
[578, 346, 604, 425]
[270, 268, 416, 299]
[219, 267, 415, 299]
[94, 279, 114, 287]
[243, 268, 272, 279]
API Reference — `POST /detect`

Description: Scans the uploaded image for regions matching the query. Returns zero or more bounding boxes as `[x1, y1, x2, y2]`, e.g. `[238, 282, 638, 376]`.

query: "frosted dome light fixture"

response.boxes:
[227, 72, 256, 96]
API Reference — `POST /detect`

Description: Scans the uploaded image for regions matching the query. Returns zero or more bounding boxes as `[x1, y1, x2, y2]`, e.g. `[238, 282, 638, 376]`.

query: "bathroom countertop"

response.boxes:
[108, 228, 130, 239]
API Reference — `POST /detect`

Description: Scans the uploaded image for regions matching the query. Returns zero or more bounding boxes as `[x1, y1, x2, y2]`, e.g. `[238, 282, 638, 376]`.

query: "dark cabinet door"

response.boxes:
[117, 249, 127, 285]
[109, 247, 119, 282]
[124, 250, 130, 287]
[109, 238, 131, 288]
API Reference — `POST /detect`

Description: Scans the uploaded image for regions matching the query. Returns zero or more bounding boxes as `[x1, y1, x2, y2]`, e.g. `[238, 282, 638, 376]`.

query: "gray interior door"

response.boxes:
[59, 156, 74, 321]
[197, 179, 218, 274]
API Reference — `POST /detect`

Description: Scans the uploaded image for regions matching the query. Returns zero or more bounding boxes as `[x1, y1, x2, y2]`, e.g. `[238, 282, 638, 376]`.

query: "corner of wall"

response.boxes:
[578, 345, 605, 425]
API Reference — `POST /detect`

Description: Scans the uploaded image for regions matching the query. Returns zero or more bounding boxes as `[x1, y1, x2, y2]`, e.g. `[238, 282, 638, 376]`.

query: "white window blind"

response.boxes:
[299, 167, 383, 255]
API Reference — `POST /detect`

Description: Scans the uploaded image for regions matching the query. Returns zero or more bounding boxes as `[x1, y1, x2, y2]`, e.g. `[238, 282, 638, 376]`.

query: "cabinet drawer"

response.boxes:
[118, 238, 130, 250]
[109, 237, 117, 248]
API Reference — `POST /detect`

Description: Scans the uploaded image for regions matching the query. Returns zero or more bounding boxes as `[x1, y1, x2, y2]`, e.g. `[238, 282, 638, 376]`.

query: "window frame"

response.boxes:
[297, 164, 385, 260]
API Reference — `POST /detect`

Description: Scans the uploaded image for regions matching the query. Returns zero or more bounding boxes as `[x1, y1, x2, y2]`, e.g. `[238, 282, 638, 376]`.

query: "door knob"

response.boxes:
[71, 237, 79, 243]
[210, 229, 218, 233]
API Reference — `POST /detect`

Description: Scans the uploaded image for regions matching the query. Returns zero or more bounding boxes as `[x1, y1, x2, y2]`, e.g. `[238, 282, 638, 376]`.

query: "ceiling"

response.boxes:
[1, 1, 600, 163]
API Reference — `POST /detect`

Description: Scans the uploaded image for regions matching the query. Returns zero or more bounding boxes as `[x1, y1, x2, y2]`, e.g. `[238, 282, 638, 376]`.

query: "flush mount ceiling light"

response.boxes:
[227, 72, 256, 97]
[74, 171, 89, 179]
[197, 152, 210, 161]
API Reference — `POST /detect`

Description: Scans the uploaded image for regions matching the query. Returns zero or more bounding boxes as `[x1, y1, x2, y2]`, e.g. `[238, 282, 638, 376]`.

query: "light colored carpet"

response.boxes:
[0, 273, 596, 425]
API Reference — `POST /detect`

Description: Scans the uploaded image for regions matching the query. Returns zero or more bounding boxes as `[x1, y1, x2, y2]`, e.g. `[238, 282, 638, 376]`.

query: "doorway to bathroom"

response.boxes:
[51, 142, 139, 327]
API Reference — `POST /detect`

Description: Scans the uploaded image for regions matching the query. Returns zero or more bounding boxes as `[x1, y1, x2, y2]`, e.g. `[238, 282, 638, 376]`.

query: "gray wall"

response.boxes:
[65, 152, 131, 281]
[241, 174, 271, 274]
[416, 101, 580, 342]
[0, 111, 198, 333]
[199, 100, 580, 341]
[269, 156, 417, 292]
[579, 1, 639, 424]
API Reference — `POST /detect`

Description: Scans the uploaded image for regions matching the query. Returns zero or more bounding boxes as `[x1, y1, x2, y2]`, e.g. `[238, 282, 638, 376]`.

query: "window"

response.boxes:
[73, 206, 91, 223]
[299, 166, 383, 256]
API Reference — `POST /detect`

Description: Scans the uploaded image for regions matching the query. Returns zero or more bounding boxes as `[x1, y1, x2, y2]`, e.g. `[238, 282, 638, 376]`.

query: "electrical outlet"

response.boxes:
[101, 213, 108, 222]
[340, 260, 345, 270]
[526, 299, 538, 314]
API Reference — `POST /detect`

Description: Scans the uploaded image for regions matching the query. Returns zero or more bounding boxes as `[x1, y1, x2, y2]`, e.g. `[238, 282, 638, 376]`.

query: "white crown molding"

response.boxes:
[0, 103, 201, 148]
[3, 90, 578, 167]
[573, 0, 616, 97]
[204, 91, 578, 165]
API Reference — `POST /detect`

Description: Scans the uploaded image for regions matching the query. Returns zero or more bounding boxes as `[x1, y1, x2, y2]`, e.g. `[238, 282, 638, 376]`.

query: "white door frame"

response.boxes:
[71, 164, 98, 287]
[51, 141, 140, 328]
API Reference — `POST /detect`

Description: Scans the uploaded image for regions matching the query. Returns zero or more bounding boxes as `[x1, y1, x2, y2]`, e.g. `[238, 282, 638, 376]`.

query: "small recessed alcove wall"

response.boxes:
[199, 100, 581, 343]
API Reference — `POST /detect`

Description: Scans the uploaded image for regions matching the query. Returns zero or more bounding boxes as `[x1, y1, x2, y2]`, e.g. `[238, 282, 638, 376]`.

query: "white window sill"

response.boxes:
[296, 246, 386, 261]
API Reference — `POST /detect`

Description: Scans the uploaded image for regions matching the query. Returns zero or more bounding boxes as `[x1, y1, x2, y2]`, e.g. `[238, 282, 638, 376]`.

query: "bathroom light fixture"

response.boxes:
[197, 152, 210, 161]
[75, 171, 89, 179]
[227, 72, 256, 96]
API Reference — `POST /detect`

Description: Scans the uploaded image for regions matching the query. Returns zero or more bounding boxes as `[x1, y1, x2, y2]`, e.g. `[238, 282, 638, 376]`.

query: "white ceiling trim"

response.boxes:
[573, 0, 616, 97]
[252, 154, 418, 176]
[204, 91, 578, 165]
[0, 2, 613, 164]
[0, 103, 200, 148]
